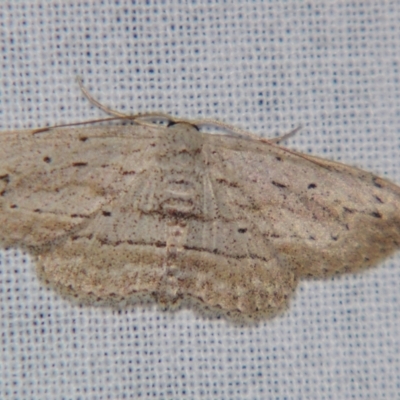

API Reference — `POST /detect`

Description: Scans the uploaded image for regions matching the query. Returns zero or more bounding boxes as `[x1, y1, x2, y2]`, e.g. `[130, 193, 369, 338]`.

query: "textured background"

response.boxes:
[1, 1, 400, 399]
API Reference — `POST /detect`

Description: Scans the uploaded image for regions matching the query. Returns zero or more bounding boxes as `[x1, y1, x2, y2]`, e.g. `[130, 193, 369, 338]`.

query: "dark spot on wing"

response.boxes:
[102, 211, 112, 217]
[72, 162, 88, 167]
[238, 228, 247, 233]
[272, 180, 287, 189]
[216, 178, 239, 188]
[43, 156, 52, 163]
[308, 183, 317, 189]
[0, 174, 10, 183]
[372, 177, 383, 188]
[79, 137, 88, 142]
[276, 156, 282, 161]
[343, 207, 355, 214]
[10, 204, 17, 209]
[71, 234, 93, 241]
[370, 211, 382, 219]
[374, 195, 384, 204]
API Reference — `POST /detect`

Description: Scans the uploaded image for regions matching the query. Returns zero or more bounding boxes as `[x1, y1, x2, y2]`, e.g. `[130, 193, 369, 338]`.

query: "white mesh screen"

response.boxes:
[1, 2, 399, 399]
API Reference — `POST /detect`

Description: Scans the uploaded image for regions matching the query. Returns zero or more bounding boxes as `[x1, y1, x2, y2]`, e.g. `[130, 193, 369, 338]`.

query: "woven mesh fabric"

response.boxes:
[1, 2, 400, 399]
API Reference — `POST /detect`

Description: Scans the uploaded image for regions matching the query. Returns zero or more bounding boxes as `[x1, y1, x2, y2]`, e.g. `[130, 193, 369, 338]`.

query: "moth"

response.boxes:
[1, 82, 400, 322]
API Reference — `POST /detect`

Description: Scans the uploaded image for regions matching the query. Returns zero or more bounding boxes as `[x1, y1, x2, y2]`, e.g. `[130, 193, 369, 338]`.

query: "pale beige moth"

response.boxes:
[1, 83, 399, 321]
